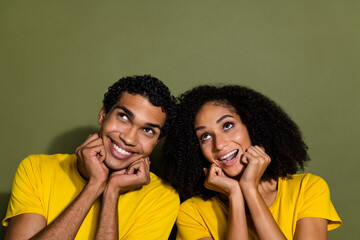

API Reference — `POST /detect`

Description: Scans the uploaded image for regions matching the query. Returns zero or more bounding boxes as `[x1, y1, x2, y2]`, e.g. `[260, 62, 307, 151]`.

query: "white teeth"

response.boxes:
[220, 150, 238, 161]
[112, 142, 131, 156]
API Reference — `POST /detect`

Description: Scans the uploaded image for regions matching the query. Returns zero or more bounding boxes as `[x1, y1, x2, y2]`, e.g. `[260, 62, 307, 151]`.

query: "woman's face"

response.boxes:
[194, 102, 252, 178]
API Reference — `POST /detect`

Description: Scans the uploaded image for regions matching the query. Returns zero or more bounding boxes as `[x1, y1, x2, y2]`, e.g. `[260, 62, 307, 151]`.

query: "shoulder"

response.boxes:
[180, 196, 220, 213]
[20, 154, 76, 166]
[280, 173, 331, 199]
[134, 172, 179, 203]
[282, 173, 328, 188]
[17, 154, 77, 176]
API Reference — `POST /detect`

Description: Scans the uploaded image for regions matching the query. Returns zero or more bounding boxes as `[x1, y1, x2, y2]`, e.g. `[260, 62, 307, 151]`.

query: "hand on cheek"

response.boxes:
[204, 164, 241, 197]
[75, 133, 109, 187]
[239, 145, 270, 191]
[107, 157, 151, 195]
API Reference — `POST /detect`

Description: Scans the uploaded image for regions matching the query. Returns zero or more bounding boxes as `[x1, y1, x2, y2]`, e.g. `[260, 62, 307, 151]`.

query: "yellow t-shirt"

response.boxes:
[3, 154, 180, 240]
[176, 173, 341, 240]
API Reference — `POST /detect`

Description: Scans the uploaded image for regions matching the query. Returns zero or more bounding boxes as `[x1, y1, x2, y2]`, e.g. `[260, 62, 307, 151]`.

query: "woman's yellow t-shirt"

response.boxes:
[176, 173, 341, 240]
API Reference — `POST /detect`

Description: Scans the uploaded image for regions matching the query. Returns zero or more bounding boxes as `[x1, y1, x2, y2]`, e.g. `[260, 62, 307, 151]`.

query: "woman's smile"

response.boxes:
[194, 101, 252, 178]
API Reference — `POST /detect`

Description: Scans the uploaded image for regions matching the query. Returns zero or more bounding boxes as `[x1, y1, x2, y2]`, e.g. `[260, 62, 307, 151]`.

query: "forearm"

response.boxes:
[227, 191, 248, 240]
[31, 183, 103, 240]
[95, 187, 119, 240]
[243, 188, 286, 240]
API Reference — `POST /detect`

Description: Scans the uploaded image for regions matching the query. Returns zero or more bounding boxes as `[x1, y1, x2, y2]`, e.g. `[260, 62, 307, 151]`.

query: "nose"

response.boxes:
[213, 134, 227, 152]
[120, 127, 138, 146]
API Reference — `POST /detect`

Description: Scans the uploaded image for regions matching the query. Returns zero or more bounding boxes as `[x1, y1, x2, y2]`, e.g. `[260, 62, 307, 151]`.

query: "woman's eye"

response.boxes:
[223, 122, 234, 130]
[200, 134, 211, 142]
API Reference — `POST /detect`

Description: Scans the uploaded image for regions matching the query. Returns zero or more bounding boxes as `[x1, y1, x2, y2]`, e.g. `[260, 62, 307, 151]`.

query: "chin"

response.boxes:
[224, 167, 244, 179]
[104, 159, 126, 171]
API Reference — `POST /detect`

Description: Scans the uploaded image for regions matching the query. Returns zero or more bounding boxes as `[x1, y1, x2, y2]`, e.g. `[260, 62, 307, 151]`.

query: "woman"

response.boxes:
[162, 85, 341, 240]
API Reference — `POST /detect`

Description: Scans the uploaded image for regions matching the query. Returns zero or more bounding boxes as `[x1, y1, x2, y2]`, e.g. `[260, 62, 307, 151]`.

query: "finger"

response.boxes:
[253, 145, 266, 155]
[127, 159, 149, 177]
[143, 157, 150, 171]
[211, 160, 221, 168]
[257, 145, 265, 152]
[128, 157, 149, 173]
[254, 145, 270, 161]
[75, 133, 100, 154]
[240, 152, 249, 164]
[76, 138, 103, 158]
[203, 168, 208, 176]
[80, 143, 106, 162]
[129, 161, 150, 184]
[246, 146, 261, 157]
[252, 145, 271, 163]
[208, 164, 220, 176]
[111, 169, 127, 176]
[126, 161, 141, 174]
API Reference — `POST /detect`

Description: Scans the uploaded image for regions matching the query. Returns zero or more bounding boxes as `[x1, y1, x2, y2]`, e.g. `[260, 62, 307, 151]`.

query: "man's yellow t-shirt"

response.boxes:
[176, 173, 341, 240]
[3, 154, 179, 239]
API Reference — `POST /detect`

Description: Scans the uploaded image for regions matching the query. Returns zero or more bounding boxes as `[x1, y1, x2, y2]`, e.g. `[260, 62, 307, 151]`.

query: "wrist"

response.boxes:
[240, 184, 261, 202]
[239, 179, 257, 192]
[228, 184, 242, 197]
[103, 184, 122, 201]
[83, 181, 106, 200]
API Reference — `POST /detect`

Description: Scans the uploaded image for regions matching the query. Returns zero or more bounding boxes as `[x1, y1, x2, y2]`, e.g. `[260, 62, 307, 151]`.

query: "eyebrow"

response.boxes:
[195, 114, 234, 132]
[216, 114, 234, 123]
[114, 106, 134, 119]
[114, 106, 162, 130]
[145, 122, 162, 130]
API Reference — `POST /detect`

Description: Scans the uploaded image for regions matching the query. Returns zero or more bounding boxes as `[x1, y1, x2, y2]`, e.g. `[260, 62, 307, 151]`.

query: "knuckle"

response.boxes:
[81, 147, 90, 155]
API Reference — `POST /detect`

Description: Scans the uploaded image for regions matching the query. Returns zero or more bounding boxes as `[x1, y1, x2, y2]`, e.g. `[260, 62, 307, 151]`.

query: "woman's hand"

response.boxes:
[204, 165, 248, 240]
[204, 164, 241, 197]
[239, 145, 271, 192]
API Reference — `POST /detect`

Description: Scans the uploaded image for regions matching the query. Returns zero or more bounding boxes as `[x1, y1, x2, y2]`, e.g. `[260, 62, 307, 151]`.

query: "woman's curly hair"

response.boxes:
[103, 75, 176, 138]
[162, 85, 309, 200]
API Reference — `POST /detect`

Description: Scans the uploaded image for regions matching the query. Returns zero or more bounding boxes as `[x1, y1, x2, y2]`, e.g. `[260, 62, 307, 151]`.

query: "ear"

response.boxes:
[98, 106, 106, 125]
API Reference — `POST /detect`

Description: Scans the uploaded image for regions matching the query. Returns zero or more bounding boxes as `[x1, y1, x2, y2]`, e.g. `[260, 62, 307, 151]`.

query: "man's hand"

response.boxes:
[107, 157, 151, 195]
[75, 133, 109, 189]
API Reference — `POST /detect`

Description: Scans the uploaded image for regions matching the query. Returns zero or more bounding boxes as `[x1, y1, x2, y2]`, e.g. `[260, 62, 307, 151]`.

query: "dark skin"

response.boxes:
[195, 102, 327, 240]
[5, 93, 166, 240]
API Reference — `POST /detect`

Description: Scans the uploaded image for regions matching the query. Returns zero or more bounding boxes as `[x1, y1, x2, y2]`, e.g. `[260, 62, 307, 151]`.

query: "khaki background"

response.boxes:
[1, 0, 358, 239]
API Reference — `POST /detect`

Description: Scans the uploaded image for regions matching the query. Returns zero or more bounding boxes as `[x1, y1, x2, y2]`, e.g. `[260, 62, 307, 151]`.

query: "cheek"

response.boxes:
[141, 138, 158, 155]
[102, 119, 119, 132]
[200, 145, 213, 162]
[232, 133, 251, 150]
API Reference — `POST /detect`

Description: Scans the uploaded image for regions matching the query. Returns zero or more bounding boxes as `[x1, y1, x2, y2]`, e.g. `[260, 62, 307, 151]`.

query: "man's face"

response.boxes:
[98, 93, 166, 171]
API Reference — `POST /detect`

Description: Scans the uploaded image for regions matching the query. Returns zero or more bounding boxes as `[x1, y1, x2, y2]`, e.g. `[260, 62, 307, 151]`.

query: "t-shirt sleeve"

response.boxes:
[2, 156, 46, 226]
[297, 174, 342, 231]
[176, 199, 212, 240]
[123, 187, 180, 240]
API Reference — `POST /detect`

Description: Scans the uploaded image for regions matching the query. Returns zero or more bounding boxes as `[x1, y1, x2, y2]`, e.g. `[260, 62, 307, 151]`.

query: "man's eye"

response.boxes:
[118, 113, 129, 121]
[143, 128, 155, 134]
[223, 122, 234, 131]
[200, 134, 211, 142]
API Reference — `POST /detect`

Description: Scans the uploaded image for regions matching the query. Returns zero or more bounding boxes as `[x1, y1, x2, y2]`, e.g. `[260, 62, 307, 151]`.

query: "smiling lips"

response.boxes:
[112, 141, 131, 156]
[110, 139, 135, 160]
[218, 149, 239, 166]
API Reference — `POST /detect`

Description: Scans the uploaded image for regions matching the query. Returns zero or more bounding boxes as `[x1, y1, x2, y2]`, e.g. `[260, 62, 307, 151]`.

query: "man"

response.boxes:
[3, 75, 179, 239]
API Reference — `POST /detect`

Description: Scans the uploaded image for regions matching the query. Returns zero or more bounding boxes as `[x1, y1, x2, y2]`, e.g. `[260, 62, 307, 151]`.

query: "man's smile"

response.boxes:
[112, 140, 132, 156]
[108, 138, 136, 160]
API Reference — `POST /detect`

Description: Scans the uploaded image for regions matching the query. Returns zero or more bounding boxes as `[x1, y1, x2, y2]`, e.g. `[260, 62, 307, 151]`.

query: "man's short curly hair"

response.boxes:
[103, 75, 176, 138]
[162, 85, 310, 200]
